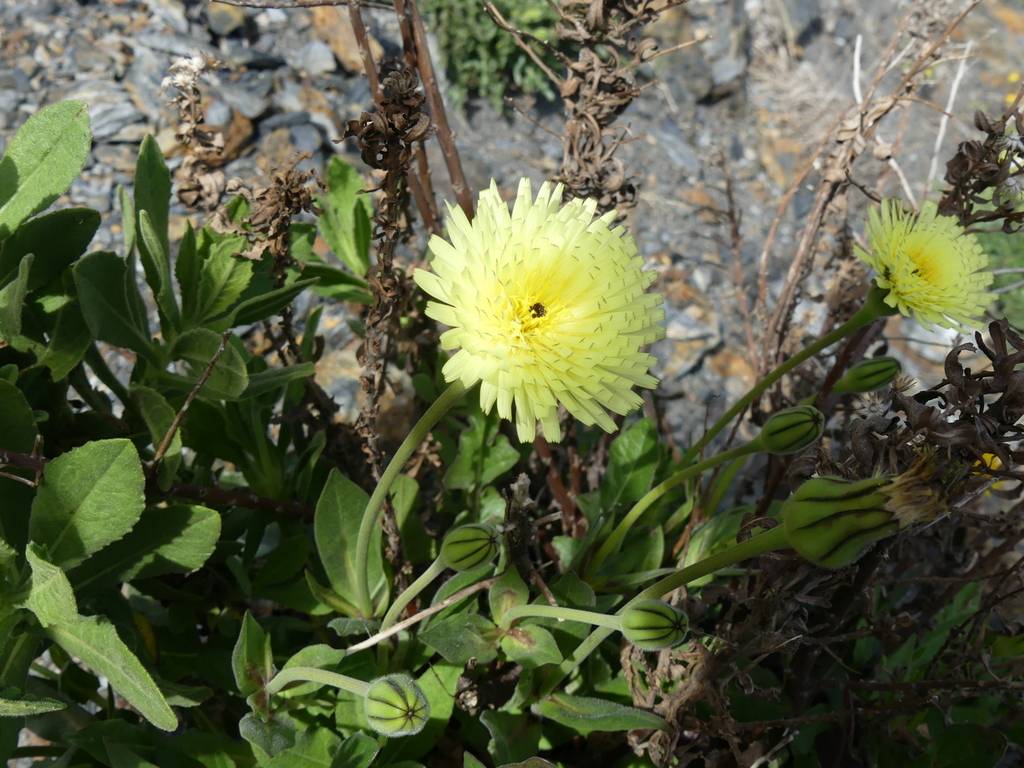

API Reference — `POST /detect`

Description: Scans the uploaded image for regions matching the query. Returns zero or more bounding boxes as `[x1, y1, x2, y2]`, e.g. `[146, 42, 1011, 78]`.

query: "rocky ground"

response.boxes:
[0, 0, 1018, 441]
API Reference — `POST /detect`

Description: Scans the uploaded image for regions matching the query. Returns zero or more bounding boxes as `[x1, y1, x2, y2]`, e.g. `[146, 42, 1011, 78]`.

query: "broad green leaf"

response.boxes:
[313, 470, 386, 615]
[0, 254, 31, 340]
[601, 418, 659, 514]
[318, 156, 372, 277]
[0, 208, 99, 288]
[681, 506, 746, 587]
[327, 616, 379, 638]
[931, 723, 1007, 768]
[299, 262, 372, 304]
[239, 712, 296, 761]
[464, 755, 487, 768]
[532, 693, 667, 734]
[73, 251, 154, 362]
[175, 221, 200, 314]
[0, 379, 37, 452]
[500, 761, 557, 768]
[133, 135, 170, 264]
[138, 209, 179, 326]
[22, 544, 78, 627]
[0, 100, 91, 239]
[171, 328, 248, 400]
[500, 625, 562, 669]
[445, 410, 521, 491]
[131, 385, 180, 490]
[274, 644, 346, 699]
[265, 727, 341, 768]
[244, 362, 315, 399]
[33, 299, 92, 380]
[71, 505, 220, 588]
[118, 185, 136, 256]
[480, 711, 541, 766]
[489, 567, 528, 626]
[47, 615, 177, 731]
[107, 743, 159, 768]
[419, 613, 499, 665]
[29, 439, 145, 569]
[0, 693, 65, 717]
[232, 611, 273, 698]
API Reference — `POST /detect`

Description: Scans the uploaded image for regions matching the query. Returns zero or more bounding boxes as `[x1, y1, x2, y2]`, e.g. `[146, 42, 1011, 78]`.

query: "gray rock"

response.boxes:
[125, 45, 169, 116]
[91, 101, 146, 142]
[206, 3, 247, 37]
[711, 55, 747, 88]
[290, 123, 324, 154]
[206, 97, 231, 127]
[217, 71, 273, 119]
[0, 91, 24, 130]
[261, 111, 313, 131]
[148, 0, 190, 35]
[296, 41, 336, 76]
[135, 32, 216, 59]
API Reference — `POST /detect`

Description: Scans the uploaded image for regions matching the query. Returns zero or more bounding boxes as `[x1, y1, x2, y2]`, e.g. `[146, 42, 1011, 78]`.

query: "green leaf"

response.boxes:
[318, 156, 372, 277]
[0, 254, 31, 340]
[133, 135, 171, 266]
[266, 727, 341, 768]
[29, 438, 145, 569]
[500, 625, 562, 669]
[185, 231, 252, 327]
[0, 208, 99, 289]
[445, 410, 520, 491]
[232, 611, 273, 698]
[0, 100, 91, 239]
[378, 663, 461, 763]
[419, 613, 499, 665]
[601, 418, 659, 513]
[532, 693, 667, 734]
[71, 504, 221, 588]
[0, 692, 65, 717]
[681, 506, 746, 587]
[73, 251, 154, 362]
[499, 761, 557, 768]
[47, 615, 177, 731]
[313, 470, 386, 615]
[171, 329, 248, 400]
[332, 732, 378, 768]
[33, 299, 92, 380]
[480, 711, 541, 765]
[22, 544, 78, 627]
[244, 363, 315, 399]
[118, 185, 136, 256]
[131, 385, 180, 490]
[0, 378, 37, 452]
[489, 567, 529, 625]
[138, 209, 179, 326]
[228, 277, 317, 328]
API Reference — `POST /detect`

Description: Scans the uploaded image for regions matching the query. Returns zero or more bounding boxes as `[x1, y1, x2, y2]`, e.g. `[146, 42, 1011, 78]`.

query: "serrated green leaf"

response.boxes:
[532, 693, 667, 734]
[318, 157, 372, 277]
[73, 251, 154, 362]
[48, 615, 177, 731]
[0, 100, 91, 239]
[187, 231, 253, 327]
[22, 544, 78, 627]
[29, 438, 145, 569]
[171, 328, 248, 400]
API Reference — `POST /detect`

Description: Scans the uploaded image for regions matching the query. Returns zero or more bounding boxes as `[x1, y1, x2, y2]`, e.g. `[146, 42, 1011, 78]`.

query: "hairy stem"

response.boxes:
[380, 557, 445, 631]
[502, 603, 623, 631]
[265, 666, 371, 697]
[352, 380, 468, 617]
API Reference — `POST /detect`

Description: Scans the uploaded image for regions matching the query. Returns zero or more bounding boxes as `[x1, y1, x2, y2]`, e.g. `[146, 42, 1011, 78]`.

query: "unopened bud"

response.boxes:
[782, 476, 897, 568]
[758, 405, 824, 455]
[440, 524, 499, 571]
[620, 600, 688, 650]
[834, 356, 902, 394]
[364, 674, 430, 737]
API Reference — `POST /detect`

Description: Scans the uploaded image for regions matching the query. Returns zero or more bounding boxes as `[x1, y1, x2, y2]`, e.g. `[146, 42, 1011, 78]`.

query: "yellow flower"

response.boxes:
[414, 179, 665, 441]
[855, 200, 993, 329]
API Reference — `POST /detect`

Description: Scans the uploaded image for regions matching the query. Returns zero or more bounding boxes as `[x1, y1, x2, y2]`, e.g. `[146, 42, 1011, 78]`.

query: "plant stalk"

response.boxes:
[265, 666, 371, 697]
[352, 380, 467, 617]
[502, 603, 624, 631]
[380, 557, 446, 631]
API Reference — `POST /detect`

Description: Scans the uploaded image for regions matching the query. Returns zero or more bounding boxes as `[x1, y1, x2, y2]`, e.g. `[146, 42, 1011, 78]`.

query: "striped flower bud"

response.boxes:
[757, 405, 824, 455]
[833, 356, 902, 394]
[781, 476, 897, 569]
[364, 674, 430, 737]
[620, 600, 688, 650]
[440, 524, 499, 571]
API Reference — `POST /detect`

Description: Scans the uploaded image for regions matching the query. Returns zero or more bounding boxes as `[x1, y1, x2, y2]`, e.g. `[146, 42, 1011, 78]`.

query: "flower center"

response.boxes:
[907, 243, 945, 286]
[511, 296, 550, 335]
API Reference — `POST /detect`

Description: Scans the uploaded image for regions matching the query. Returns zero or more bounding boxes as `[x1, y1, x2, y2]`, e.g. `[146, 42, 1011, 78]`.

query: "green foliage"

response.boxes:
[423, 0, 560, 109]
[977, 227, 1024, 327]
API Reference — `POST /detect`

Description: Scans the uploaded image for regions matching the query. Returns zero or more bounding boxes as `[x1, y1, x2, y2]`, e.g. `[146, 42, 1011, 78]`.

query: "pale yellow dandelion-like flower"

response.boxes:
[855, 200, 993, 329]
[414, 179, 665, 441]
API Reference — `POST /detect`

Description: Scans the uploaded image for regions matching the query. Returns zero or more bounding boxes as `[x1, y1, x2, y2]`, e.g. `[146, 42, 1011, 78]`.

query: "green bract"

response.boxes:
[620, 600, 688, 650]
[757, 405, 825, 455]
[440, 523, 499, 571]
[363, 674, 430, 737]
[782, 476, 898, 568]
[833, 356, 902, 394]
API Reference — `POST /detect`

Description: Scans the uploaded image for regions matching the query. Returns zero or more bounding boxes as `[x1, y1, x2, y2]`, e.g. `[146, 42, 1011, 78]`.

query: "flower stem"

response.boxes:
[675, 287, 892, 470]
[352, 380, 468, 617]
[586, 442, 757, 578]
[265, 666, 371, 697]
[380, 557, 446, 631]
[502, 604, 624, 631]
[543, 524, 791, 695]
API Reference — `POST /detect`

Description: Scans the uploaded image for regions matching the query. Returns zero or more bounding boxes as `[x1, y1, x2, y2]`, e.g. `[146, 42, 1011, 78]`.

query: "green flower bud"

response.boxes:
[440, 524, 499, 571]
[833, 356, 902, 394]
[620, 600, 688, 650]
[782, 476, 897, 569]
[364, 674, 430, 737]
[758, 405, 824, 455]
